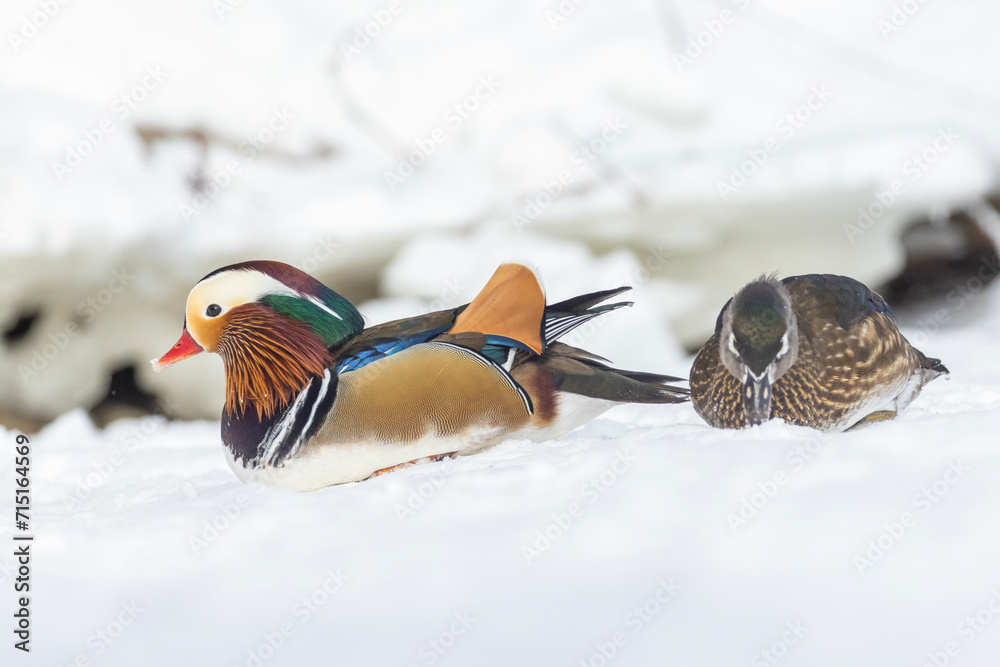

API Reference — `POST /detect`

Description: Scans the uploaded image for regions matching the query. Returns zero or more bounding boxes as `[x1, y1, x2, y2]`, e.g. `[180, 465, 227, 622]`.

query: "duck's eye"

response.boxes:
[205, 304, 222, 317]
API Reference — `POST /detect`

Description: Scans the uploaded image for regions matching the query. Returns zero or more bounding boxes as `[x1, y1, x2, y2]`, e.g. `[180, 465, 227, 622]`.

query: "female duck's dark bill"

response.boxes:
[151, 329, 203, 372]
[743, 372, 772, 425]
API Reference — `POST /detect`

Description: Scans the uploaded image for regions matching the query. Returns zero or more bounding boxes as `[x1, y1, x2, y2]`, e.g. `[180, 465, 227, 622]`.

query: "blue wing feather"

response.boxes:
[335, 327, 449, 372]
[479, 335, 535, 365]
[334, 288, 633, 372]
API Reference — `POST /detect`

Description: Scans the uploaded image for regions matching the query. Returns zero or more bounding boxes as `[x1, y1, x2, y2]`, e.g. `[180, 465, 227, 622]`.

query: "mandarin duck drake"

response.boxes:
[152, 261, 688, 490]
[689, 274, 948, 431]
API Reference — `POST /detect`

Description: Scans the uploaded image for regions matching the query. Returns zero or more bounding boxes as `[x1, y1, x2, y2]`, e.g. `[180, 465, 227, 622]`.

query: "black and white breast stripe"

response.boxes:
[259, 370, 337, 467]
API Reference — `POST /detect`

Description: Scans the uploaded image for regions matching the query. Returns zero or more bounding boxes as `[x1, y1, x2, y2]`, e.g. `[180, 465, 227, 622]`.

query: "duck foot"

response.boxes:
[849, 410, 898, 430]
[368, 452, 457, 479]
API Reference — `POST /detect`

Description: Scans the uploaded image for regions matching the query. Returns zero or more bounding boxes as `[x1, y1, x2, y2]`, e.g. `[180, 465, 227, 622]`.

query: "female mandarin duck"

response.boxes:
[690, 274, 948, 431]
[152, 261, 688, 490]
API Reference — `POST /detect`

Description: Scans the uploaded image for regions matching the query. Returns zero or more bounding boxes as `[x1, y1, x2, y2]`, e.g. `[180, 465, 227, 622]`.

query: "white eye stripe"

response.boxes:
[266, 291, 345, 321]
[304, 295, 343, 321]
[728, 333, 739, 355]
[776, 332, 790, 358]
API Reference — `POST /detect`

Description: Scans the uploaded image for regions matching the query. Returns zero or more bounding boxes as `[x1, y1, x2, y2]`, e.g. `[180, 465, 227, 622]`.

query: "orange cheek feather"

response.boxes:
[151, 328, 204, 371]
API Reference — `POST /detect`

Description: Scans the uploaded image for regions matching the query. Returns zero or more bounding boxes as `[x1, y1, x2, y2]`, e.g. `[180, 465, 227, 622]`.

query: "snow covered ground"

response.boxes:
[3, 282, 1000, 666]
[4, 0, 1000, 664]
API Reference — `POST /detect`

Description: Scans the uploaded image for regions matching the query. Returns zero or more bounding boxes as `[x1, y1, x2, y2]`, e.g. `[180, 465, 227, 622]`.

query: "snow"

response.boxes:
[4, 0, 1000, 422]
[3, 0, 1000, 663]
[2, 280, 998, 665]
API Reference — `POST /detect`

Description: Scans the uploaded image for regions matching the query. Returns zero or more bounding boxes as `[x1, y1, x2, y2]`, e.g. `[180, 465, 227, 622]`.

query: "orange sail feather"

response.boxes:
[449, 264, 545, 354]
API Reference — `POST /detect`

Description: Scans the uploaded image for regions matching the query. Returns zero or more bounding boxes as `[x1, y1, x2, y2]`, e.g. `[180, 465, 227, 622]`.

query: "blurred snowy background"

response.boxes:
[2, 0, 1000, 665]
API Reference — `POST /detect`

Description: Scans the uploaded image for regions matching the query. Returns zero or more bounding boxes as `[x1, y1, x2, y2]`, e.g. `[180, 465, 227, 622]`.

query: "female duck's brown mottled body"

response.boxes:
[690, 274, 948, 431]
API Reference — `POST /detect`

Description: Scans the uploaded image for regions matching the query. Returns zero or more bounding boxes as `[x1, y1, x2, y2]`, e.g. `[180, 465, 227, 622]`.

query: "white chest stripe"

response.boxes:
[260, 370, 333, 466]
[295, 370, 333, 457]
[261, 385, 311, 465]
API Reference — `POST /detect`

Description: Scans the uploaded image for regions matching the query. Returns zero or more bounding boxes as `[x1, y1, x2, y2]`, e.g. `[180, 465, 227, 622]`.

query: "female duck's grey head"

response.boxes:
[718, 277, 799, 425]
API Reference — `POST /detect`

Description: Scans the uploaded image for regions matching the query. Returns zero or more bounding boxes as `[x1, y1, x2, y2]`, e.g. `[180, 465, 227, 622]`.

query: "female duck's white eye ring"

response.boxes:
[728, 333, 738, 355]
[776, 332, 789, 359]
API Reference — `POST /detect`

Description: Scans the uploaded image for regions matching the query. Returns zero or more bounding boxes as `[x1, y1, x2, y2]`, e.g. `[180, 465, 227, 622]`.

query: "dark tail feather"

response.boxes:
[920, 352, 949, 377]
[543, 343, 689, 405]
[546, 286, 631, 313]
[543, 287, 634, 346]
[533, 286, 689, 404]
[612, 368, 688, 385]
[586, 366, 690, 404]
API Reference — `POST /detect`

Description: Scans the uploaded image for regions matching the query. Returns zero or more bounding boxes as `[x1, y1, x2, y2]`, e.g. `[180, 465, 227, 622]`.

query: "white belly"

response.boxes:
[225, 428, 506, 491]
[830, 370, 922, 431]
[225, 391, 625, 491]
